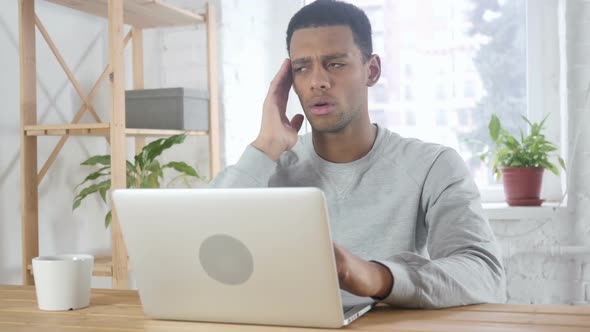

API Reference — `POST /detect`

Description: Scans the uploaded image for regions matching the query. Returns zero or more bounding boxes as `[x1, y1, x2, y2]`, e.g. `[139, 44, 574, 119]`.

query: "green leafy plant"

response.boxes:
[73, 134, 201, 228]
[480, 114, 566, 179]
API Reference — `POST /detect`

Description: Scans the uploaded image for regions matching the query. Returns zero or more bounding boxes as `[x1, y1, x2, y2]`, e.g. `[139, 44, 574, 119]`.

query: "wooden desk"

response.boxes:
[1, 285, 589, 331]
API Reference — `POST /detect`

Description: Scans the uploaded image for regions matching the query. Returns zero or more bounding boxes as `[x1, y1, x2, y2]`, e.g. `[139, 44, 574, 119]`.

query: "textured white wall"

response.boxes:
[219, 0, 305, 165]
[492, 211, 590, 304]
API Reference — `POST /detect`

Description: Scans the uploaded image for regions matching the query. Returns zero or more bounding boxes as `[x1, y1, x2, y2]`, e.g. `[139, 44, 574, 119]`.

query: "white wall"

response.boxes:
[219, 0, 305, 165]
[1, 0, 589, 304]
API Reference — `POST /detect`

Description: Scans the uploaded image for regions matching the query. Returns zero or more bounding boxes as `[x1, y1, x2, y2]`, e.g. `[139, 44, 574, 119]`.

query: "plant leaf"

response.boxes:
[144, 134, 187, 166]
[183, 175, 191, 187]
[479, 150, 489, 162]
[558, 157, 566, 171]
[547, 163, 559, 176]
[538, 113, 550, 131]
[126, 161, 137, 176]
[99, 187, 107, 203]
[140, 175, 150, 188]
[105, 210, 112, 229]
[163, 161, 200, 178]
[489, 114, 501, 142]
[72, 198, 82, 210]
[134, 151, 147, 172]
[127, 175, 136, 188]
[81, 155, 111, 166]
[75, 167, 110, 190]
[138, 138, 163, 168]
[503, 131, 520, 150]
[521, 114, 533, 128]
[145, 160, 162, 176]
[72, 179, 111, 210]
[146, 172, 160, 188]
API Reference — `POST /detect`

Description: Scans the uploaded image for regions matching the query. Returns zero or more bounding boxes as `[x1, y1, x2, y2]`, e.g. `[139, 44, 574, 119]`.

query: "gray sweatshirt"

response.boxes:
[210, 126, 506, 308]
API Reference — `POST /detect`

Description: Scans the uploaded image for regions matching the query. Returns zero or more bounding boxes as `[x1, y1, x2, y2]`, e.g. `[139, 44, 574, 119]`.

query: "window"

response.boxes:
[346, 0, 564, 202]
[369, 82, 389, 104]
[435, 110, 448, 126]
[463, 79, 476, 98]
[456, 108, 472, 127]
[373, 32, 386, 57]
[435, 83, 447, 100]
[399, 1, 417, 23]
[404, 85, 413, 100]
[387, 111, 402, 125]
[370, 109, 386, 124]
[404, 63, 413, 78]
[405, 111, 416, 126]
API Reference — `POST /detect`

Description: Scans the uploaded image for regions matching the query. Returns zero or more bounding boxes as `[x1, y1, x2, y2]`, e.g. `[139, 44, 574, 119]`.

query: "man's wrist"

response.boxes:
[251, 137, 284, 161]
[370, 261, 394, 300]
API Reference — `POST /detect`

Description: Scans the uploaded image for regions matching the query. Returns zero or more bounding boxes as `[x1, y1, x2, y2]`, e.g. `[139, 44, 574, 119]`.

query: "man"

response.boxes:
[211, 0, 506, 308]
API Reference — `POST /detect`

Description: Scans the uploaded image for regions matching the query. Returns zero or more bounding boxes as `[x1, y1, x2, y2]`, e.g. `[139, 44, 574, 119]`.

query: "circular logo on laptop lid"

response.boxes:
[199, 234, 254, 285]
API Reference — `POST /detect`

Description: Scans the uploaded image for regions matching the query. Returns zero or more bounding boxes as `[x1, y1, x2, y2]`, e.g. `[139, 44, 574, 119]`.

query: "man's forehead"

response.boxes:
[290, 24, 355, 43]
[289, 25, 359, 58]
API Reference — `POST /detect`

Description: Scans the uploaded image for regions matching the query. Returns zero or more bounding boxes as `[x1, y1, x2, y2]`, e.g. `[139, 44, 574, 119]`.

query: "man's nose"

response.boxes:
[310, 67, 331, 91]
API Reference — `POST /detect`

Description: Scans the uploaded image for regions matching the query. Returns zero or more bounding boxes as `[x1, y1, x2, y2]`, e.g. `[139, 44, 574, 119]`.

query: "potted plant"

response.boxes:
[73, 134, 201, 227]
[480, 114, 566, 206]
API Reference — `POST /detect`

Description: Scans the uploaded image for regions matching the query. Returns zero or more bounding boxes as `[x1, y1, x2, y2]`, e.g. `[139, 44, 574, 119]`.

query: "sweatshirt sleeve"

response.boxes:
[209, 145, 277, 188]
[375, 148, 506, 308]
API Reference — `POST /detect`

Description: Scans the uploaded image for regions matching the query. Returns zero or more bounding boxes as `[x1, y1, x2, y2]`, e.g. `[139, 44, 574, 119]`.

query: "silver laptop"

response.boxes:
[112, 187, 375, 328]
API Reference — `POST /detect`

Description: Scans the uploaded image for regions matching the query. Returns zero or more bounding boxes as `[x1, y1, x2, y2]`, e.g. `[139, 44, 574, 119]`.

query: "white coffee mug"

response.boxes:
[32, 254, 94, 311]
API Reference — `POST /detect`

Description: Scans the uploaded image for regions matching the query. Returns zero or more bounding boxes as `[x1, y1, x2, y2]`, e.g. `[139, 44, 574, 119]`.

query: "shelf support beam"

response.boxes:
[206, 2, 220, 178]
[132, 27, 146, 155]
[19, 0, 38, 286]
[109, 0, 129, 289]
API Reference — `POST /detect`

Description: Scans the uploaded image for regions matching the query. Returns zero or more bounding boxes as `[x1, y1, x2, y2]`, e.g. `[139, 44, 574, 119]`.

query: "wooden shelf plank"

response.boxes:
[93, 256, 115, 277]
[24, 123, 110, 131]
[24, 123, 110, 136]
[125, 128, 208, 137]
[45, 0, 205, 28]
[26, 256, 114, 277]
[24, 124, 207, 137]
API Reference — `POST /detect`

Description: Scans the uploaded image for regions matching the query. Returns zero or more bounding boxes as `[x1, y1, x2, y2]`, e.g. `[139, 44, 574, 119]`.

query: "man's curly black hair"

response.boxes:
[286, 0, 373, 62]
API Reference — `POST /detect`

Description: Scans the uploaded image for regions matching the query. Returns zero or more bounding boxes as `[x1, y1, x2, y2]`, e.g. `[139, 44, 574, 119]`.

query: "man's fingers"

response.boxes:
[270, 58, 292, 91]
[289, 114, 305, 132]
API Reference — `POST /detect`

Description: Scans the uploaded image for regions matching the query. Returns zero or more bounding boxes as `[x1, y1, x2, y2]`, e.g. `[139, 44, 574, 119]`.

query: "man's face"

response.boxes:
[289, 25, 375, 134]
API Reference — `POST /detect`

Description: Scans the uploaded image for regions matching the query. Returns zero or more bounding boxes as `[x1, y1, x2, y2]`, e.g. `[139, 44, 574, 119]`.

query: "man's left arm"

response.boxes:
[378, 148, 506, 308]
[337, 148, 507, 308]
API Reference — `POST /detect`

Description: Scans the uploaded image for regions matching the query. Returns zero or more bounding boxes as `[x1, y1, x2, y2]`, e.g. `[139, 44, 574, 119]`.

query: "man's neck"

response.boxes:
[312, 120, 378, 164]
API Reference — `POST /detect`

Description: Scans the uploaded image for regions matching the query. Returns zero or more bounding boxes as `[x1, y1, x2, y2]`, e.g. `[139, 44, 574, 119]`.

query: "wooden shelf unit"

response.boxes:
[19, 0, 220, 288]
[23, 123, 209, 137]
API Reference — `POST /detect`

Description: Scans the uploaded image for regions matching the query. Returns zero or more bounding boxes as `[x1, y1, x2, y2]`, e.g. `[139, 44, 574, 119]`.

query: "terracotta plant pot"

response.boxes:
[500, 167, 544, 206]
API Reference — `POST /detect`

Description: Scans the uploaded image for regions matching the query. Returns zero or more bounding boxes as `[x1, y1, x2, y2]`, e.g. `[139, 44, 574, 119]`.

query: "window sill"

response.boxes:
[483, 202, 566, 222]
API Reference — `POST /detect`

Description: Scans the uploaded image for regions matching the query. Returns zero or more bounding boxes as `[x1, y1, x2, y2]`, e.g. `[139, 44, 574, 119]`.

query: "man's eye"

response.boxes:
[293, 67, 307, 73]
[328, 63, 344, 69]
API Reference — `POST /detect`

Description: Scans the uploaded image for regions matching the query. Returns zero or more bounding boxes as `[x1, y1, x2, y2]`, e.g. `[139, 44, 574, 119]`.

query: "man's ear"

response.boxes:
[366, 54, 381, 87]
